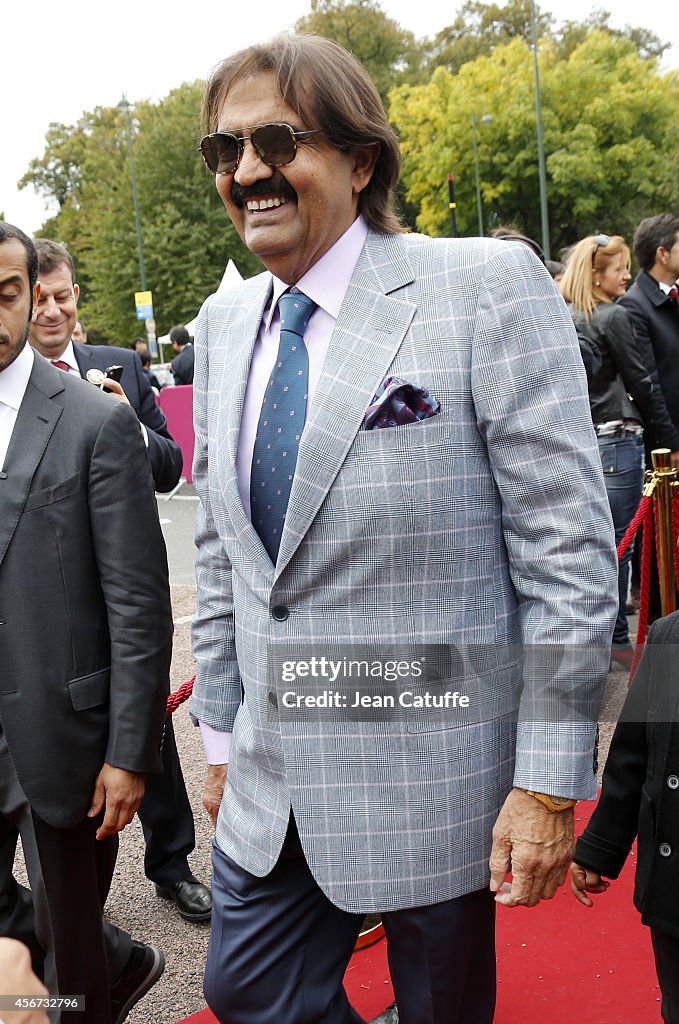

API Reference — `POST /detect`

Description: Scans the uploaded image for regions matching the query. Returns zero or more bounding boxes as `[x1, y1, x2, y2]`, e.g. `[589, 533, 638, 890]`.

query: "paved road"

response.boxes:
[157, 485, 200, 587]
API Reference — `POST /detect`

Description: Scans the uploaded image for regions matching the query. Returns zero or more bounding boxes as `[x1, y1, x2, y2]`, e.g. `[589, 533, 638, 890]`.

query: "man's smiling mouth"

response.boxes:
[246, 197, 290, 212]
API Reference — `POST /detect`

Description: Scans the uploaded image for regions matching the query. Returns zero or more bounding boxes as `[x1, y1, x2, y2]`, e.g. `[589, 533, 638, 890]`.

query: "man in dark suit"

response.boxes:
[28, 239, 211, 923]
[169, 324, 195, 385]
[0, 222, 173, 1021]
[619, 214, 679, 620]
[618, 213, 679, 461]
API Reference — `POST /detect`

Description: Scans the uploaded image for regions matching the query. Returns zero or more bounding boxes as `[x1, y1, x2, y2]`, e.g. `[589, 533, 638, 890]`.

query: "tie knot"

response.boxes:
[668, 285, 679, 303]
[51, 359, 71, 373]
[277, 290, 317, 338]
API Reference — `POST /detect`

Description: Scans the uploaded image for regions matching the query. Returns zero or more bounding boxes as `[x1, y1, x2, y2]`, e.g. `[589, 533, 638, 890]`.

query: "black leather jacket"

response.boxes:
[570, 301, 673, 438]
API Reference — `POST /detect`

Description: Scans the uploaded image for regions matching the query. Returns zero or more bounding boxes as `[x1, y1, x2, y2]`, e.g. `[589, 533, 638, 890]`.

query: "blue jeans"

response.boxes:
[597, 431, 645, 646]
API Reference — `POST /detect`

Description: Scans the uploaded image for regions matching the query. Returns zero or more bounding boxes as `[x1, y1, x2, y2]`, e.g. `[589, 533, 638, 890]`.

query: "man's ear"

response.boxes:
[74, 282, 80, 303]
[351, 143, 380, 195]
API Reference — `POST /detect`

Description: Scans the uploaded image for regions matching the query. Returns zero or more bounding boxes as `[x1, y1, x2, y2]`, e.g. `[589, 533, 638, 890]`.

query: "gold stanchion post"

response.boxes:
[651, 448, 677, 616]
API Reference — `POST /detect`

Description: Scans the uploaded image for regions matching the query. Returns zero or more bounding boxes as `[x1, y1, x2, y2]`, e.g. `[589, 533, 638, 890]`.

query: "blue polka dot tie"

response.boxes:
[250, 289, 317, 562]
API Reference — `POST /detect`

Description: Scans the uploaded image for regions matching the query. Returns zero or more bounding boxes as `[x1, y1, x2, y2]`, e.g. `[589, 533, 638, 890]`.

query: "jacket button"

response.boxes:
[659, 843, 672, 858]
[668, 776, 679, 790]
[268, 691, 278, 708]
[272, 605, 289, 621]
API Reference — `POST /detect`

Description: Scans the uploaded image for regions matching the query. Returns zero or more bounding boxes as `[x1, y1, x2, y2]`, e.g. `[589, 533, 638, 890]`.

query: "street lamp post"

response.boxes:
[529, 0, 551, 260]
[118, 94, 147, 291]
[471, 113, 492, 237]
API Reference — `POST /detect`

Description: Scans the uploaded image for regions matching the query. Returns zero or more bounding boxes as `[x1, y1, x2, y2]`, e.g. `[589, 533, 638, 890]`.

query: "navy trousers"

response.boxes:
[205, 817, 496, 1024]
[138, 715, 196, 886]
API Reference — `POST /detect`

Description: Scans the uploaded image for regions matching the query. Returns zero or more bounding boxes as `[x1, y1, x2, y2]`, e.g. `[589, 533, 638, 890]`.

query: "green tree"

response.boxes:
[295, 0, 425, 101]
[422, 0, 553, 75]
[389, 30, 679, 252]
[20, 83, 260, 345]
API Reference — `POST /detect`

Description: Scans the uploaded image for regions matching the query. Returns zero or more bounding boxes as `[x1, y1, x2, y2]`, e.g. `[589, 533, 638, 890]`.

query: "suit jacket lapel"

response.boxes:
[73, 344, 93, 379]
[276, 232, 416, 576]
[0, 358, 64, 568]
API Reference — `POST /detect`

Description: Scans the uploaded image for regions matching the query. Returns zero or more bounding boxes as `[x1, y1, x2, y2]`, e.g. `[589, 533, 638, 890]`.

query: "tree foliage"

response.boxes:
[389, 29, 679, 254]
[20, 83, 260, 345]
[295, 0, 424, 102]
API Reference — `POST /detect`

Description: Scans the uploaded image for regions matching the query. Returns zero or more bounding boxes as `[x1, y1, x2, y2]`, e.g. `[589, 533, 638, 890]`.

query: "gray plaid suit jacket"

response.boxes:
[191, 229, 617, 913]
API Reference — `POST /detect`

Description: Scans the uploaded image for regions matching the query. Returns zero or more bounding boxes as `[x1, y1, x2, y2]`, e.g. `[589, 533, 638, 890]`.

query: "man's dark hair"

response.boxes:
[169, 325, 191, 346]
[633, 214, 679, 272]
[202, 33, 404, 235]
[489, 225, 545, 264]
[130, 337, 146, 351]
[33, 238, 76, 282]
[0, 222, 39, 290]
[139, 349, 152, 368]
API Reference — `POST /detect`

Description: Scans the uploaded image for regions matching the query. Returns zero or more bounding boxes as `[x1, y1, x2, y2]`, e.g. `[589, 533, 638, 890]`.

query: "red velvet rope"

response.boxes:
[672, 490, 679, 586]
[616, 495, 652, 561]
[166, 675, 195, 715]
[629, 495, 654, 680]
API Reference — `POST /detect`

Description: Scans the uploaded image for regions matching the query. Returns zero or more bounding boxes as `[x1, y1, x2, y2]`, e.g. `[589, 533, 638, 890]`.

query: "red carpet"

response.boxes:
[179, 801, 661, 1023]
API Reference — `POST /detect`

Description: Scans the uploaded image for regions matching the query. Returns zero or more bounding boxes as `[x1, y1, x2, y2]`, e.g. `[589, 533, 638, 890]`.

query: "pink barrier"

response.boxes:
[158, 385, 195, 484]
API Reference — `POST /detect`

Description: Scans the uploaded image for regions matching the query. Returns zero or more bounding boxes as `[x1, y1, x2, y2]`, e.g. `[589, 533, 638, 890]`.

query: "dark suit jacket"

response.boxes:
[73, 345, 183, 492]
[575, 612, 679, 939]
[171, 343, 194, 386]
[619, 272, 679, 451]
[0, 356, 173, 829]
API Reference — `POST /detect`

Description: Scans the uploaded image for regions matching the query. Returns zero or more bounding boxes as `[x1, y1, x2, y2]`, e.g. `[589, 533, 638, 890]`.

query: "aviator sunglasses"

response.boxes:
[199, 122, 323, 175]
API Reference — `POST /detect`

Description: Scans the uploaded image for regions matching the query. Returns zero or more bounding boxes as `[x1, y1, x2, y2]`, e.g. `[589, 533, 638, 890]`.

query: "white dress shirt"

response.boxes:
[0, 344, 34, 472]
[200, 216, 369, 765]
[49, 339, 82, 375]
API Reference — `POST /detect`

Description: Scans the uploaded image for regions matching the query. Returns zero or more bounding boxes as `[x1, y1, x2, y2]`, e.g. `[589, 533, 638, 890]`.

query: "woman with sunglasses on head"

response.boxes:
[560, 233, 665, 669]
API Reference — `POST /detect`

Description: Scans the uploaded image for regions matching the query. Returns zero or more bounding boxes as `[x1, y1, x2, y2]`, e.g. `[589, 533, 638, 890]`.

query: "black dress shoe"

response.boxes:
[155, 874, 212, 922]
[110, 941, 165, 1024]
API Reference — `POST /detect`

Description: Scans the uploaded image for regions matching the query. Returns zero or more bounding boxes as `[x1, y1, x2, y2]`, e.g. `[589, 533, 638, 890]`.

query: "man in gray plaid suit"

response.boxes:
[190, 33, 617, 1024]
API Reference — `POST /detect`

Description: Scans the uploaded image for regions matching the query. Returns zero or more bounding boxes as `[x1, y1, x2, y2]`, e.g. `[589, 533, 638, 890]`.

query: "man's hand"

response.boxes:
[570, 862, 610, 907]
[0, 937, 50, 1023]
[203, 764, 228, 828]
[88, 764, 145, 840]
[101, 378, 131, 405]
[489, 787, 575, 907]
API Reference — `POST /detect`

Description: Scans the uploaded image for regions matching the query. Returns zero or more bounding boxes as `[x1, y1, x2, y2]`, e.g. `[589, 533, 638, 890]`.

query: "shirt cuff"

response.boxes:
[199, 721, 232, 764]
[139, 422, 149, 447]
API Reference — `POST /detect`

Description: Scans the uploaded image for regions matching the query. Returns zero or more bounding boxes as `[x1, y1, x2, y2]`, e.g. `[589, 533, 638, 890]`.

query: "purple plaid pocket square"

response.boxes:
[364, 376, 441, 430]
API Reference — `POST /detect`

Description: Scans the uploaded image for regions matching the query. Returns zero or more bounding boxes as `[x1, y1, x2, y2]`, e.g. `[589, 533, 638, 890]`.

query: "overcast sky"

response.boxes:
[5, 0, 677, 235]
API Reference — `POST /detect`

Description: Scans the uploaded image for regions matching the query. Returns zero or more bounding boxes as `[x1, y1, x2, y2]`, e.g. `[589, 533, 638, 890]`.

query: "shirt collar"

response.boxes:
[0, 342, 34, 411]
[264, 215, 369, 330]
[56, 339, 80, 370]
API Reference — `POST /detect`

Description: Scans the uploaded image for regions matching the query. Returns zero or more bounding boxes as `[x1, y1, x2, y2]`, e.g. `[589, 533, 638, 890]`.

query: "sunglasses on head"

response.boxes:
[199, 122, 323, 175]
[591, 233, 610, 264]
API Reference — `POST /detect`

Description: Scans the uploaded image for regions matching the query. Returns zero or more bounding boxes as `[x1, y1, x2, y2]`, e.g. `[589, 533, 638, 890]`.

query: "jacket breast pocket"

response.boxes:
[24, 472, 81, 512]
[67, 668, 110, 711]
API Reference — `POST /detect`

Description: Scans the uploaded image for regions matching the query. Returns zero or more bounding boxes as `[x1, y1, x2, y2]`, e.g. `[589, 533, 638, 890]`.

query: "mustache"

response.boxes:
[231, 173, 297, 209]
